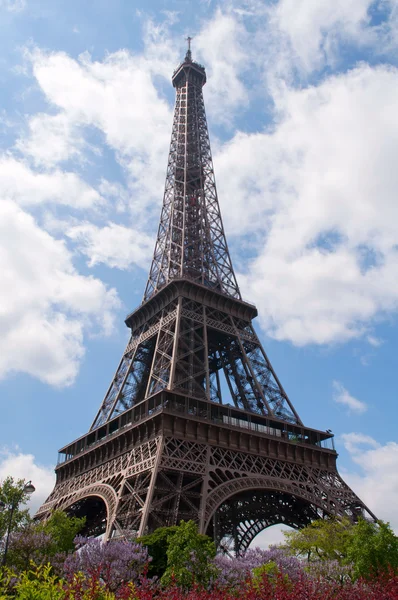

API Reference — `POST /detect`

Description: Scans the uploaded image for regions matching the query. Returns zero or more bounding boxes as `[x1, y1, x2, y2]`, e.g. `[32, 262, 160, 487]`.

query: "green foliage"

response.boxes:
[252, 560, 282, 592]
[0, 567, 15, 599]
[283, 516, 398, 580]
[11, 564, 64, 600]
[139, 521, 216, 586]
[42, 510, 86, 554]
[5, 510, 85, 573]
[0, 477, 32, 540]
[283, 517, 353, 562]
[0, 565, 117, 600]
[138, 525, 178, 578]
[252, 561, 279, 580]
[160, 520, 216, 589]
[346, 519, 398, 579]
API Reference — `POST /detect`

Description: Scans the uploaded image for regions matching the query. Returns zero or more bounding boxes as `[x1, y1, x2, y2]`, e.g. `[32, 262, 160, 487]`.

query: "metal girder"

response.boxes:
[38, 435, 376, 553]
[214, 491, 321, 555]
[92, 296, 301, 425]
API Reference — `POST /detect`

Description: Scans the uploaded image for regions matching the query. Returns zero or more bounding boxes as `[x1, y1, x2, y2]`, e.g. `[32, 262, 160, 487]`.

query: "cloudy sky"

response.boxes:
[1, 0, 398, 547]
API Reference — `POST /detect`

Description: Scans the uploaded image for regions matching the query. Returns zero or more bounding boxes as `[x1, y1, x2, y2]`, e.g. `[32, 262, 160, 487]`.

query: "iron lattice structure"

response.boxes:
[37, 48, 376, 554]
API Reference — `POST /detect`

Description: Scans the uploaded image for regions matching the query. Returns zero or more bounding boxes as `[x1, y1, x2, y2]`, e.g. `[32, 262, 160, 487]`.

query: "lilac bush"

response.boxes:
[213, 545, 304, 587]
[305, 558, 355, 584]
[63, 535, 150, 592]
[7, 528, 66, 573]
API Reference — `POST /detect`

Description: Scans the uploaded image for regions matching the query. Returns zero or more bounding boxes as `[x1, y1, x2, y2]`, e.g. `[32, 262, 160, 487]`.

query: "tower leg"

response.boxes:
[137, 438, 165, 537]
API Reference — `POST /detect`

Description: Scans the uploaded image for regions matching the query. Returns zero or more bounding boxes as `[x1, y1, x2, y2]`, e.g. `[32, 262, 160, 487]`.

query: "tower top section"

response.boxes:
[172, 38, 206, 88]
[144, 40, 240, 303]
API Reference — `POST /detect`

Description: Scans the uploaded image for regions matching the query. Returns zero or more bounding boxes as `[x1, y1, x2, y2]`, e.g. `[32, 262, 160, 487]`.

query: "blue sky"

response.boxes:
[1, 0, 398, 547]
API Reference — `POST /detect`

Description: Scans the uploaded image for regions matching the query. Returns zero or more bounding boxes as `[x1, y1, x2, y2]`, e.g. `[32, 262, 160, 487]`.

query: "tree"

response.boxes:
[6, 509, 85, 572]
[41, 509, 86, 554]
[6, 529, 54, 572]
[346, 519, 398, 579]
[161, 520, 216, 589]
[138, 525, 179, 578]
[283, 517, 398, 581]
[283, 517, 353, 562]
[0, 477, 32, 542]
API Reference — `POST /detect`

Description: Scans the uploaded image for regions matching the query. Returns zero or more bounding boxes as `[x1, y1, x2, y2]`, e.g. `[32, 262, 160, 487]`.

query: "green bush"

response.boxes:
[283, 516, 398, 580]
[161, 520, 216, 589]
[138, 525, 179, 578]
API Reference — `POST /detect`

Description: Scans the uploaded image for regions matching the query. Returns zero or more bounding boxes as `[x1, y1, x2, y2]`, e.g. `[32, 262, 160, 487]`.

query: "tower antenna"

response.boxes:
[185, 36, 193, 61]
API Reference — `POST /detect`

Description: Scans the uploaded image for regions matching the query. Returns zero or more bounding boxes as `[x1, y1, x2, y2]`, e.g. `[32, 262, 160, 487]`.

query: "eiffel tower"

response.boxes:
[37, 43, 376, 553]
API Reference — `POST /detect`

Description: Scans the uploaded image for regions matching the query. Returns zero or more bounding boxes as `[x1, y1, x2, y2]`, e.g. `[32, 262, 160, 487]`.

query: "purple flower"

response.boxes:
[7, 528, 58, 571]
[305, 558, 354, 583]
[63, 536, 150, 592]
[213, 545, 304, 586]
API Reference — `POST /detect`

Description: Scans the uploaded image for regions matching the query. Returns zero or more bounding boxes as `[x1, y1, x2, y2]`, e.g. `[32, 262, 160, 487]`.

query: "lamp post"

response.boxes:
[0, 481, 35, 568]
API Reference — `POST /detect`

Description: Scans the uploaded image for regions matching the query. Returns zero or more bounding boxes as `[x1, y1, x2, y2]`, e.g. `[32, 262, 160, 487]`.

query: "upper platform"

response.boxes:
[172, 48, 206, 88]
[126, 279, 257, 331]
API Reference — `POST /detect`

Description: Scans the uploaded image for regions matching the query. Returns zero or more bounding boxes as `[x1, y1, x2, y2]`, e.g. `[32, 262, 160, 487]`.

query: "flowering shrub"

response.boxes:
[4, 509, 85, 575]
[1, 517, 398, 599]
[305, 558, 355, 584]
[63, 536, 150, 592]
[7, 528, 55, 571]
[0, 563, 397, 599]
[213, 545, 303, 587]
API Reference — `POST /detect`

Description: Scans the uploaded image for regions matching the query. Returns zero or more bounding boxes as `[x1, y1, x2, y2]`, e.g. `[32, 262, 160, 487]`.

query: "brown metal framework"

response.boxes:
[143, 54, 240, 302]
[37, 48, 376, 554]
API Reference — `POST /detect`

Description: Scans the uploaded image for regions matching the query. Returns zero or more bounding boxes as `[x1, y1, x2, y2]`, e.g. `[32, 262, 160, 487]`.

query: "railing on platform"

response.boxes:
[57, 391, 335, 465]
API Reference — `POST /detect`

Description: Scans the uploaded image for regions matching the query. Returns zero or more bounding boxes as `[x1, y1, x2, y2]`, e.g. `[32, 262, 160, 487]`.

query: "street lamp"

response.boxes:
[0, 481, 35, 568]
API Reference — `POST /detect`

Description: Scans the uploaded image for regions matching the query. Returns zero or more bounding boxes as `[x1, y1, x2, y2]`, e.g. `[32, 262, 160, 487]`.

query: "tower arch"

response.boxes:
[53, 483, 118, 540]
[204, 479, 324, 555]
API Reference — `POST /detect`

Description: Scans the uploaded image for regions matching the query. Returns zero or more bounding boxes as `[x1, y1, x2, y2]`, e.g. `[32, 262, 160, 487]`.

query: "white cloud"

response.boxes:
[268, 0, 375, 75]
[21, 47, 174, 212]
[195, 8, 249, 122]
[67, 222, 153, 270]
[341, 432, 379, 453]
[366, 335, 383, 347]
[333, 381, 367, 414]
[0, 157, 101, 208]
[257, 0, 398, 80]
[0, 199, 120, 386]
[216, 64, 398, 345]
[0, 0, 25, 12]
[15, 113, 90, 167]
[341, 433, 398, 531]
[0, 449, 55, 515]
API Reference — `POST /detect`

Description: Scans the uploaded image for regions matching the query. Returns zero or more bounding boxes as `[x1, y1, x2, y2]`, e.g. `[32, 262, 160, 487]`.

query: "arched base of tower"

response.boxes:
[206, 490, 323, 555]
[37, 429, 376, 551]
[66, 496, 108, 538]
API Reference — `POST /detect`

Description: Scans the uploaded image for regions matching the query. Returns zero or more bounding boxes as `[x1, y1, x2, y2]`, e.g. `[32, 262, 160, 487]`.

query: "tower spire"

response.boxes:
[144, 42, 240, 302]
[185, 36, 192, 61]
